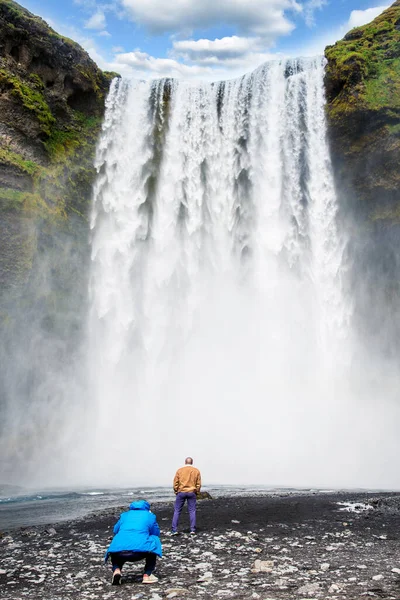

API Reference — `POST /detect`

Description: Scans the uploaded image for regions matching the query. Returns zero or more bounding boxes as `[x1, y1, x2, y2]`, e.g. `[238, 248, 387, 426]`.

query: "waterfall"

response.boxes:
[2, 58, 400, 491]
[87, 57, 355, 486]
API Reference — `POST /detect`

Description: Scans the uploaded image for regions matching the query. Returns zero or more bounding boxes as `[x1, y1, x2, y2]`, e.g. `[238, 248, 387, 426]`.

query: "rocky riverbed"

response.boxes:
[1, 492, 400, 599]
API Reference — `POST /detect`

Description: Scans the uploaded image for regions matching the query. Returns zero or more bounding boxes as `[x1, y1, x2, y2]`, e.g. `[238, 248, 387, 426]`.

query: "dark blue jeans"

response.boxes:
[172, 491, 197, 532]
[110, 551, 157, 575]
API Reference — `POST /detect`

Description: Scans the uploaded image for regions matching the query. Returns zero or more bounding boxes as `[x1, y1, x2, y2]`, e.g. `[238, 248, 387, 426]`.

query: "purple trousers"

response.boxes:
[172, 492, 197, 532]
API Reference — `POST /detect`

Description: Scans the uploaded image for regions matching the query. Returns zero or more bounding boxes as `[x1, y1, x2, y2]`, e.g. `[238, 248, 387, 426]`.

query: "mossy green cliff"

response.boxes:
[325, 0, 400, 222]
[0, 0, 117, 293]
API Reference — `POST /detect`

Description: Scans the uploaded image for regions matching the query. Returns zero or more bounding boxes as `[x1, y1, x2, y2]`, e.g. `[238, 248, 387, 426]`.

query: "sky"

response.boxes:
[19, 0, 390, 80]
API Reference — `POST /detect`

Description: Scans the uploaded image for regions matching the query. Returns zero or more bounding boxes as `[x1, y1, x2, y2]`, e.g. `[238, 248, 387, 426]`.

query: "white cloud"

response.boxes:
[113, 45, 276, 81]
[119, 0, 301, 40]
[347, 5, 390, 29]
[115, 50, 213, 78]
[168, 35, 277, 76]
[85, 10, 107, 30]
[303, 0, 327, 27]
[112, 45, 125, 53]
[98, 30, 112, 37]
[172, 36, 264, 63]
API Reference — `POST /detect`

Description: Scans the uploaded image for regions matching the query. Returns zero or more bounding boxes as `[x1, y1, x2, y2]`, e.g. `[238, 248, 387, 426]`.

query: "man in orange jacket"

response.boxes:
[171, 457, 201, 535]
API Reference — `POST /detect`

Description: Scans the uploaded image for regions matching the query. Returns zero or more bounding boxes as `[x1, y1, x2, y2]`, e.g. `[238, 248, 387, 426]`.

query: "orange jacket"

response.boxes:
[173, 465, 201, 494]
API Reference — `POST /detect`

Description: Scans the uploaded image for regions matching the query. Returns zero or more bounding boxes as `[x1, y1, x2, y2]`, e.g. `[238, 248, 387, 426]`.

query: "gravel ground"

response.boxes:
[1, 492, 400, 599]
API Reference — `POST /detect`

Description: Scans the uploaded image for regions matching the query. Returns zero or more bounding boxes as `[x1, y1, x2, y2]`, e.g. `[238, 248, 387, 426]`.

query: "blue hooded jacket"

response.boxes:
[105, 500, 162, 561]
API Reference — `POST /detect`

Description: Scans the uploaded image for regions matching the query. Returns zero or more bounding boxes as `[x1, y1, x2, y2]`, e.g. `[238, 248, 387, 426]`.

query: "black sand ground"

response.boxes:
[1, 492, 400, 599]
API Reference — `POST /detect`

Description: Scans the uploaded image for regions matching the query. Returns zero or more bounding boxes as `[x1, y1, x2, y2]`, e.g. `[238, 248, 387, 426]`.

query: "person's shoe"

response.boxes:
[190, 530, 196, 535]
[112, 569, 121, 585]
[142, 574, 159, 584]
[170, 530, 179, 536]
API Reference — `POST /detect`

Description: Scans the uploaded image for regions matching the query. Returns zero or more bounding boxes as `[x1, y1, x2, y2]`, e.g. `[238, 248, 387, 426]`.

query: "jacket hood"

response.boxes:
[129, 500, 150, 511]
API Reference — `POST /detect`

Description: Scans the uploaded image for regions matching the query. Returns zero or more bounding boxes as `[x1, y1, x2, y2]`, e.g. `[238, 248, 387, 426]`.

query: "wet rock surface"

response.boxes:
[1, 492, 400, 599]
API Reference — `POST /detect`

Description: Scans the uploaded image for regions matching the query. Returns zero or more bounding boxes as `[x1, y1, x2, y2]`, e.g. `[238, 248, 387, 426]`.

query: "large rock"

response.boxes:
[0, 0, 111, 140]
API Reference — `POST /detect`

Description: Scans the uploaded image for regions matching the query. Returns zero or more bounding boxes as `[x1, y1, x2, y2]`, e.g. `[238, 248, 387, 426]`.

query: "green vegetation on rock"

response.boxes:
[0, 146, 40, 175]
[325, 1, 400, 120]
[325, 1, 400, 224]
[0, 69, 55, 134]
[44, 114, 102, 162]
[0, 187, 65, 220]
[39, 113, 104, 218]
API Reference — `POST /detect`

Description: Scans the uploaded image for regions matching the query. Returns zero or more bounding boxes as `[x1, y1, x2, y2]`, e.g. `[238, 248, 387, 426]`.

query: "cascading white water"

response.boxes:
[86, 57, 371, 487]
[3, 57, 400, 492]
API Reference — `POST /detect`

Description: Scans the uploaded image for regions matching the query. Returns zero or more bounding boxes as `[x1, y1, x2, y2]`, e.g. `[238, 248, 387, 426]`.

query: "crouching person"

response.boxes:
[104, 500, 162, 585]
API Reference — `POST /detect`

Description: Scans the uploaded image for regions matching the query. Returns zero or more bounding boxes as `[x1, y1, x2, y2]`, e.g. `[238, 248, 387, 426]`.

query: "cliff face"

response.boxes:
[325, 1, 400, 353]
[325, 0, 400, 221]
[0, 0, 114, 293]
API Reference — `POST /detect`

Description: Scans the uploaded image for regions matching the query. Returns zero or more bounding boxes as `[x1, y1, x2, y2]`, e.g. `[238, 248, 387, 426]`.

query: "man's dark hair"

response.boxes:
[185, 457, 193, 465]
